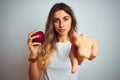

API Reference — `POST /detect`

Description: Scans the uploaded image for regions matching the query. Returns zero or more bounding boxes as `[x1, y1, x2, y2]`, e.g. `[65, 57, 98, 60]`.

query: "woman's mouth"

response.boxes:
[59, 29, 65, 32]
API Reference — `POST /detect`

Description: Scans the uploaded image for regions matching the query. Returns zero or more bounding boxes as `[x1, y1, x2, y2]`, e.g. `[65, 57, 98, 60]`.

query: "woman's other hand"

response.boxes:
[69, 32, 98, 73]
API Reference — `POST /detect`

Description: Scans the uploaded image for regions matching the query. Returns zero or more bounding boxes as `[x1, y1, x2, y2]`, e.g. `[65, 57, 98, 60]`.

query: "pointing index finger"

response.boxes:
[69, 46, 79, 73]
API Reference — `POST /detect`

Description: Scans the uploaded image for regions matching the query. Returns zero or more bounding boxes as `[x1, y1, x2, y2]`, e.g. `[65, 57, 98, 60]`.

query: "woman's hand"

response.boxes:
[69, 32, 98, 73]
[27, 31, 41, 54]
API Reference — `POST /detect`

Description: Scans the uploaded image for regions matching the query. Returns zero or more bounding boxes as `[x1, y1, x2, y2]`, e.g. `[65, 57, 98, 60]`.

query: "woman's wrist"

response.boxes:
[28, 53, 38, 63]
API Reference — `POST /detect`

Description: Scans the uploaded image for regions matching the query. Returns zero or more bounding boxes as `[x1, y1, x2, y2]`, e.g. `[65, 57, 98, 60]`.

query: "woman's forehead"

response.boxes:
[53, 10, 70, 18]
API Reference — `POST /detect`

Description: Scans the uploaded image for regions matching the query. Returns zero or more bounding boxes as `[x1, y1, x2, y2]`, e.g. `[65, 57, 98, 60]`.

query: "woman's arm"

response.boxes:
[29, 60, 41, 80]
[27, 31, 42, 80]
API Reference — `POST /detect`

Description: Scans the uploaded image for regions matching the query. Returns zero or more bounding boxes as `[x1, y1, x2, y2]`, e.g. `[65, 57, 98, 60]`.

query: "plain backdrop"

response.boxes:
[0, 0, 120, 80]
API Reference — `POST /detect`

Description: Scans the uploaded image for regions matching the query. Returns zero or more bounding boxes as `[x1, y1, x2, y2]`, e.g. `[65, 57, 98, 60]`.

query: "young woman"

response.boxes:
[27, 3, 98, 80]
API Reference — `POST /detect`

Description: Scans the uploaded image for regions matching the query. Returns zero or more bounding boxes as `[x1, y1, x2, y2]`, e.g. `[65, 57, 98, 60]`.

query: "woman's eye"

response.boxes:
[53, 19, 59, 23]
[64, 17, 69, 21]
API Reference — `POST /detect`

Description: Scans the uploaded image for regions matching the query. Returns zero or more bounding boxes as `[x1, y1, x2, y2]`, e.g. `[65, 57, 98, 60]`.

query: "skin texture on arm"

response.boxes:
[29, 62, 41, 80]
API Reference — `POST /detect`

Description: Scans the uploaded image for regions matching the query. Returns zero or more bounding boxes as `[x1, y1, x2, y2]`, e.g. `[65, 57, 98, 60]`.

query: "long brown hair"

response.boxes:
[38, 3, 77, 70]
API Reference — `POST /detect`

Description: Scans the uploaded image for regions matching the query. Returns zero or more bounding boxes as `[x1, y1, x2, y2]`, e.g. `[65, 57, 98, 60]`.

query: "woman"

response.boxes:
[27, 3, 98, 80]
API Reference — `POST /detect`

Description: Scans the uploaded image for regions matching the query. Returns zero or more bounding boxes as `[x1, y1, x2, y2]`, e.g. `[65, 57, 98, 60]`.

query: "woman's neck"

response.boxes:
[57, 35, 70, 42]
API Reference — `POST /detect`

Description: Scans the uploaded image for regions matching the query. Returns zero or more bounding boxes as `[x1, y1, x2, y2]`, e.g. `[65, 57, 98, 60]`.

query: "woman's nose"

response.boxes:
[60, 20, 64, 28]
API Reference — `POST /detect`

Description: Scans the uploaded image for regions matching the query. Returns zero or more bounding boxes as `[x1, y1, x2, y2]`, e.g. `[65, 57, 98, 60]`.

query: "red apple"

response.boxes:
[32, 31, 45, 44]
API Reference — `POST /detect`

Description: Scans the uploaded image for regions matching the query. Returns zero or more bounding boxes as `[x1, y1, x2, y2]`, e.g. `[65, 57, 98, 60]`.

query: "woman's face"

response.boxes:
[53, 10, 72, 36]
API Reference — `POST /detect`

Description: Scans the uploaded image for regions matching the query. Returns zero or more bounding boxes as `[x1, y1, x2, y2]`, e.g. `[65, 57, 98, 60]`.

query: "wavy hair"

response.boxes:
[37, 3, 77, 70]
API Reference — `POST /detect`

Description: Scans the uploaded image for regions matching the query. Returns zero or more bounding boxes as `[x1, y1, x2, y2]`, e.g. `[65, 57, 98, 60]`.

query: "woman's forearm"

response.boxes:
[29, 62, 41, 80]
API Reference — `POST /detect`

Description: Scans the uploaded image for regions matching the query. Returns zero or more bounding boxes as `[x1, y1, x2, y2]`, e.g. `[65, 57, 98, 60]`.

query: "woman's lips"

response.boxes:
[59, 29, 65, 32]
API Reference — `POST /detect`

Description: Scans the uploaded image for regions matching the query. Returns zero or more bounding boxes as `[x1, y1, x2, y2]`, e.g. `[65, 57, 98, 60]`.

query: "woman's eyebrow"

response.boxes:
[53, 15, 70, 19]
[53, 17, 59, 19]
[63, 16, 70, 18]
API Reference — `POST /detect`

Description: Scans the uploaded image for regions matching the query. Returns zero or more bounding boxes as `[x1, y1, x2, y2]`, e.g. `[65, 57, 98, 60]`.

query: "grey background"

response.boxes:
[0, 0, 120, 80]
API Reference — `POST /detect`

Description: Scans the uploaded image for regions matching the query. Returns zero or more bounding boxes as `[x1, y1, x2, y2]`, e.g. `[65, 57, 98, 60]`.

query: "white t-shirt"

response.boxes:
[40, 41, 79, 80]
